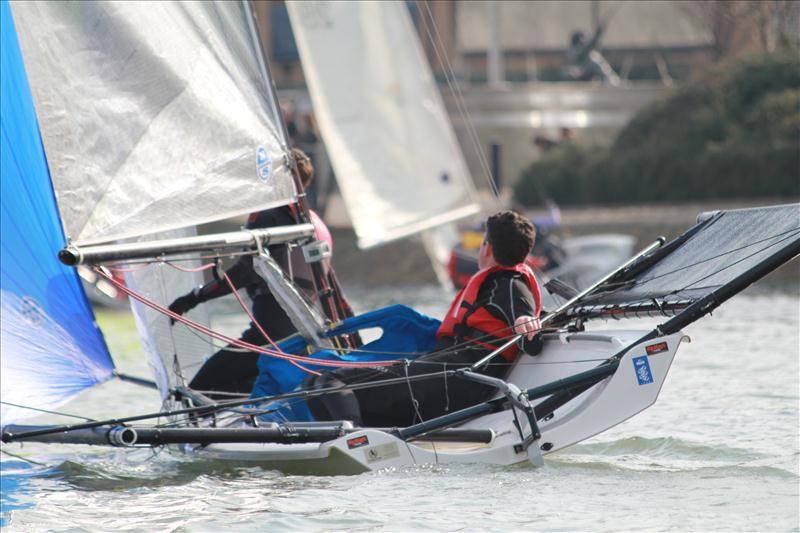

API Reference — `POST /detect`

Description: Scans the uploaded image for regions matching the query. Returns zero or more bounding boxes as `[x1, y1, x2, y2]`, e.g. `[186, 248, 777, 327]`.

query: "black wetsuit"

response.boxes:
[188, 207, 298, 395]
[307, 270, 542, 427]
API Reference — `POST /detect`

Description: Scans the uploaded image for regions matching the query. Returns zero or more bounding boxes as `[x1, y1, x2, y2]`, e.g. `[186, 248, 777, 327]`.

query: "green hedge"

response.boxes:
[514, 51, 800, 206]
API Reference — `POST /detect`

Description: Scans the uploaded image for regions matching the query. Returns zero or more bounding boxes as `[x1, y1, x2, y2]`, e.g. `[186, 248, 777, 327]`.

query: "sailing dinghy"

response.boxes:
[2, 1, 799, 475]
[287, 0, 481, 288]
[286, 0, 635, 291]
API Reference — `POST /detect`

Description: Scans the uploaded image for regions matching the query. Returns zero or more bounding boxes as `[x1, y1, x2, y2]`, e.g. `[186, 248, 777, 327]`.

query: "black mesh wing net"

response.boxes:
[561, 204, 800, 323]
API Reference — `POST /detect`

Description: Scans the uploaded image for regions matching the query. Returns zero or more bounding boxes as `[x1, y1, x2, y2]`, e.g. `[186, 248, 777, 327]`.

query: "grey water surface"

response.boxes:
[1, 285, 798, 532]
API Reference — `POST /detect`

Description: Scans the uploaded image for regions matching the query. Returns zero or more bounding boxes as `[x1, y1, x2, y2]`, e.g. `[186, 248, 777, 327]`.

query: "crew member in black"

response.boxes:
[307, 210, 543, 427]
[168, 149, 318, 397]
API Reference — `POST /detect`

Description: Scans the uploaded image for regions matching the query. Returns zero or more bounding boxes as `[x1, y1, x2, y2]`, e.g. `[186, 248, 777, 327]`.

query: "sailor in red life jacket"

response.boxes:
[307, 210, 543, 427]
[168, 148, 337, 398]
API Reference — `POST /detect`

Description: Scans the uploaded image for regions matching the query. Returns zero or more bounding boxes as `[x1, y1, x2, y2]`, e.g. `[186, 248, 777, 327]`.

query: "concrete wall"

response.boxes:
[442, 83, 671, 190]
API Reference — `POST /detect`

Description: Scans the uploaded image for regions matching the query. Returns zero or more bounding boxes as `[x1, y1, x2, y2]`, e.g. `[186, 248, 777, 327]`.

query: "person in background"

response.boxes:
[533, 135, 559, 152]
[307, 210, 543, 427]
[169, 148, 332, 397]
[533, 127, 576, 154]
[559, 127, 576, 144]
[295, 112, 321, 208]
[564, 27, 620, 85]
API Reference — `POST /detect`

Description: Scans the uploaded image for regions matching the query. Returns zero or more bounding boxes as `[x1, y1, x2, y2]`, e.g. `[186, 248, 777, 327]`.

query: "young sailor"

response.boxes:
[307, 210, 542, 427]
[168, 148, 334, 397]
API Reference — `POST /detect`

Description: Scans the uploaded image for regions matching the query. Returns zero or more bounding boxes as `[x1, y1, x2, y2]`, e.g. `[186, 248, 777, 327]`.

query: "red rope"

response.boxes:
[110, 261, 217, 274]
[220, 270, 321, 376]
[94, 267, 399, 369]
[107, 264, 150, 273]
[165, 260, 319, 374]
[165, 262, 218, 273]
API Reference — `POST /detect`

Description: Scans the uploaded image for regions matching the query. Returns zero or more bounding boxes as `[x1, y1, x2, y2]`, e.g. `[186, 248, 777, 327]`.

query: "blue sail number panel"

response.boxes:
[0, 0, 114, 427]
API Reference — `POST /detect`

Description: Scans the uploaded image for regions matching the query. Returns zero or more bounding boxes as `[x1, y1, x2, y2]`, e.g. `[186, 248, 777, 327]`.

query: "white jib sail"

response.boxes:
[11, 1, 296, 246]
[287, 1, 480, 249]
[122, 228, 213, 401]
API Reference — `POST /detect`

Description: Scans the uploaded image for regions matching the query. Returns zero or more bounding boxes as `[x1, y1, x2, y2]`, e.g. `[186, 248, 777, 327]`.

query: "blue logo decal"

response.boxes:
[256, 145, 270, 183]
[632, 356, 653, 385]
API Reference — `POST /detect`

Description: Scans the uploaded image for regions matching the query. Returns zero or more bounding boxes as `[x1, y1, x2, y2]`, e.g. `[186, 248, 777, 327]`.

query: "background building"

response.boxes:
[252, 0, 799, 191]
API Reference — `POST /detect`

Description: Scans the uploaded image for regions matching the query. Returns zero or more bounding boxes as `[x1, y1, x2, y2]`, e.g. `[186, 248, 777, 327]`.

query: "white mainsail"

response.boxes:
[9, 1, 314, 400]
[286, 1, 480, 249]
[10, 1, 296, 246]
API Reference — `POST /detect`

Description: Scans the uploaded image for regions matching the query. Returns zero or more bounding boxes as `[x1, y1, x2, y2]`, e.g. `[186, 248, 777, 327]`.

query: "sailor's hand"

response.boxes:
[514, 315, 540, 340]
[168, 291, 199, 324]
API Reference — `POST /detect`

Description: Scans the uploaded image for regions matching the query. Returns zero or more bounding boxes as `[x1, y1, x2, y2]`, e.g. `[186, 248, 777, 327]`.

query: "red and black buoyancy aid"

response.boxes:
[437, 263, 542, 362]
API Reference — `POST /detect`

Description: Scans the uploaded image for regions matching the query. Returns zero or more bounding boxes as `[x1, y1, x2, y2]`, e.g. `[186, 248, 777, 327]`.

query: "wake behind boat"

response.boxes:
[1, 1, 799, 475]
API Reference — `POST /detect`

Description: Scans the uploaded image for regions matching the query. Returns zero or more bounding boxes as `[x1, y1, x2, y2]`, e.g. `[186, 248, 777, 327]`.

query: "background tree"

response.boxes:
[679, 1, 800, 61]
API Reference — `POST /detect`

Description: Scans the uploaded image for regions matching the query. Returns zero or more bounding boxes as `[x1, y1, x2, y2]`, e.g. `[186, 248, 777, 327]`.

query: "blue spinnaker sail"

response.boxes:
[1, 0, 114, 427]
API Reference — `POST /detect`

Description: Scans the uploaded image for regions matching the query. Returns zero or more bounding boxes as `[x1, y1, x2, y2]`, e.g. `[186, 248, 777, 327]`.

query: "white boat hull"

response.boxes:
[178, 329, 685, 473]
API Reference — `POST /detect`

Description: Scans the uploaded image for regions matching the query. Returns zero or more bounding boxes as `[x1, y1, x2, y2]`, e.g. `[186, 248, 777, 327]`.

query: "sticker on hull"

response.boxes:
[632, 356, 654, 385]
[365, 442, 400, 463]
[347, 435, 369, 449]
[646, 341, 669, 355]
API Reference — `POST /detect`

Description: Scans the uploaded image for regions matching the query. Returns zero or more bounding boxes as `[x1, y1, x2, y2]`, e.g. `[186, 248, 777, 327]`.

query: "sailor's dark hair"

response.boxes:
[486, 210, 536, 266]
[292, 148, 314, 188]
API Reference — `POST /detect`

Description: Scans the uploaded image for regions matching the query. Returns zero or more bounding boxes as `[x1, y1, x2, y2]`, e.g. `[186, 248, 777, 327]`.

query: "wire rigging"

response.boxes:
[418, 0, 500, 200]
[0, 401, 97, 422]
